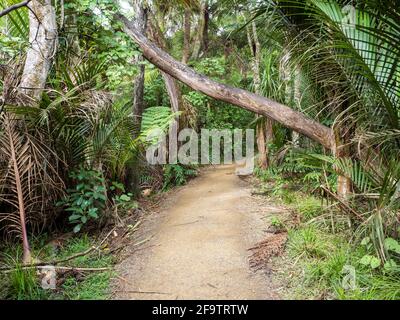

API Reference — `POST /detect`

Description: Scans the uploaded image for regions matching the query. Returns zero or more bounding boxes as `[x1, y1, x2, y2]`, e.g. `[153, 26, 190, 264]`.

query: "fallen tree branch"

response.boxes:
[320, 185, 364, 221]
[0, 227, 116, 271]
[114, 275, 170, 295]
[1, 266, 111, 274]
[0, 0, 30, 18]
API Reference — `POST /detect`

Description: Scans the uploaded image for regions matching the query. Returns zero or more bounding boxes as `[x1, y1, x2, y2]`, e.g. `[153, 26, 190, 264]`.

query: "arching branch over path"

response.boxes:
[116, 14, 335, 151]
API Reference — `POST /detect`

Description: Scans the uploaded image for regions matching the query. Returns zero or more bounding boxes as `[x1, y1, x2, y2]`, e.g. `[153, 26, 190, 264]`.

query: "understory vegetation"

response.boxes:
[0, 234, 114, 299]
[255, 152, 400, 299]
[0, 0, 399, 300]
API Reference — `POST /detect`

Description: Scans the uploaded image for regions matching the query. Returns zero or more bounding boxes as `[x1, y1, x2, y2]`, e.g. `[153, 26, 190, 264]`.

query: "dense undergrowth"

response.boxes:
[254, 164, 400, 300]
[0, 234, 114, 300]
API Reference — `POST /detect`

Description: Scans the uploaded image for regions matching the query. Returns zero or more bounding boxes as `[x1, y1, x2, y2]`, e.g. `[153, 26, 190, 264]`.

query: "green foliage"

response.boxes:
[140, 106, 177, 137]
[288, 226, 330, 259]
[57, 168, 107, 233]
[1, 249, 46, 300]
[194, 57, 226, 79]
[305, 248, 348, 289]
[110, 181, 138, 211]
[162, 164, 198, 191]
[295, 196, 323, 221]
[0, 234, 113, 300]
[270, 216, 285, 229]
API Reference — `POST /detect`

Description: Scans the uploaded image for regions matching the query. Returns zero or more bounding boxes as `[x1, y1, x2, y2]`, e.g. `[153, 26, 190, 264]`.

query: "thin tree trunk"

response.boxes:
[18, 0, 57, 103]
[203, 3, 209, 53]
[5, 116, 31, 263]
[163, 74, 180, 164]
[182, 7, 191, 64]
[126, 1, 147, 193]
[334, 111, 353, 199]
[256, 119, 267, 169]
[191, 0, 207, 60]
[292, 65, 301, 147]
[117, 14, 335, 151]
[247, 22, 271, 168]
[132, 2, 148, 133]
[335, 140, 352, 199]
[148, 15, 181, 163]
[330, 89, 353, 199]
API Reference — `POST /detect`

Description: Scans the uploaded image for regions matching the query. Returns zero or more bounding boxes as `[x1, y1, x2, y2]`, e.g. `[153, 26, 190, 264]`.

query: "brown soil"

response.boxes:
[113, 164, 286, 300]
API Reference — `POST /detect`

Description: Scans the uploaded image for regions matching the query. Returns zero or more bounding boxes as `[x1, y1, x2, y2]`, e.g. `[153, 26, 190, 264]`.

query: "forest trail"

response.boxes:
[115, 165, 279, 300]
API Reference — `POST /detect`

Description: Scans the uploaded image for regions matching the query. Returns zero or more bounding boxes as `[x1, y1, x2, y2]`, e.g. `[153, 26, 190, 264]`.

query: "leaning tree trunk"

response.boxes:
[116, 13, 335, 151]
[18, 0, 57, 103]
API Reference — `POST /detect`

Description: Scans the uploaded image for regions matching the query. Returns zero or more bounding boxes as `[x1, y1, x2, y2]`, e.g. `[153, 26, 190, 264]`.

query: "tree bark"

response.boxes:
[132, 1, 148, 133]
[126, 1, 147, 194]
[148, 15, 181, 163]
[116, 14, 335, 151]
[182, 7, 191, 64]
[292, 65, 301, 147]
[18, 0, 57, 103]
[203, 2, 209, 53]
[247, 21, 273, 168]
[190, 0, 207, 60]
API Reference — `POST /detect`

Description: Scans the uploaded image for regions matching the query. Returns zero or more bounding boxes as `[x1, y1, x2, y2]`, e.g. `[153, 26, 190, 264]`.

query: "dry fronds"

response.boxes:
[248, 232, 288, 270]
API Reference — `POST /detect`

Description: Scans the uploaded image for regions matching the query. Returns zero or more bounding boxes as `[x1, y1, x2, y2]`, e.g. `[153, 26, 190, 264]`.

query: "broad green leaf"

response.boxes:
[73, 224, 82, 233]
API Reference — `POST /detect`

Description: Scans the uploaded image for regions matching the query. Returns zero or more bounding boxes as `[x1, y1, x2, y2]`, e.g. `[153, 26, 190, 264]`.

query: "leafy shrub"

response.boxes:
[57, 168, 107, 233]
[162, 164, 198, 190]
[110, 181, 138, 211]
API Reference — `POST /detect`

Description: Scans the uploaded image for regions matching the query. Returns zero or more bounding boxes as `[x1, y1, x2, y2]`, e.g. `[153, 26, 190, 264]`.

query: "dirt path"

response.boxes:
[114, 165, 281, 299]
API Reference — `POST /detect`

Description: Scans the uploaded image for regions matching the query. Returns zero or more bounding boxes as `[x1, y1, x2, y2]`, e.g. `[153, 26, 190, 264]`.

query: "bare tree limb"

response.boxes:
[0, 0, 30, 18]
[116, 13, 335, 151]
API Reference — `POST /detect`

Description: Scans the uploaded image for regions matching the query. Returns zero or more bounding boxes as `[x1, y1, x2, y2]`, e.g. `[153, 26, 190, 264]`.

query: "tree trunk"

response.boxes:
[247, 21, 272, 168]
[126, 1, 147, 193]
[18, 0, 57, 103]
[132, 2, 148, 133]
[334, 141, 352, 199]
[6, 117, 31, 263]
[191, 0, 207, 60]
[292, 65, 301, 147]
[148, 15, 181, 163]
[117, 14, 335, 151]
[334, 117, 353, 199]
[163, 74, 181, 164]
[203, 2, 209, 53]
[182, 7, 191, 64]
[256, 121, 267, 169]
